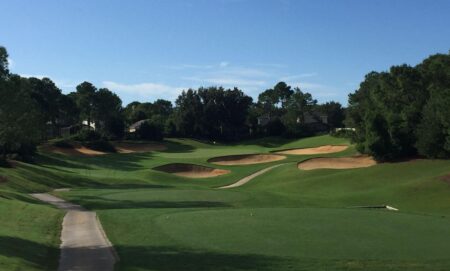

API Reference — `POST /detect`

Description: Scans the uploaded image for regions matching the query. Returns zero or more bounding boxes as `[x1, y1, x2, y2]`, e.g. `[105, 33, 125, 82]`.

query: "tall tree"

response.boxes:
[75, 82, 97, 128]
[93, 88, 123, 138]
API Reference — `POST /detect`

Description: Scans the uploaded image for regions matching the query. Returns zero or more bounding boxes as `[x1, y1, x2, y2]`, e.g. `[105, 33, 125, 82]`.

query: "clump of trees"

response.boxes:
[347, 52, 450, 160]
[1, 45, 347, 163]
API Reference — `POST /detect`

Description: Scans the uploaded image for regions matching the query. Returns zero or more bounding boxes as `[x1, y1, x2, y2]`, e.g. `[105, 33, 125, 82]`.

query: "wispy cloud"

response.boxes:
[102, 81, 185, 101]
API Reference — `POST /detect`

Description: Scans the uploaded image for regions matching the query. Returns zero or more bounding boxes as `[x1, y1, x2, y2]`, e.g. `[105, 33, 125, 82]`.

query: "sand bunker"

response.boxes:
[154, 163, 230, 178]
[43, 144, 107, 156]
[298, 156, 376, 170]
[276, 145, 348, 155]
[208, 154, 286, 166]
[113, 142, 167, 153]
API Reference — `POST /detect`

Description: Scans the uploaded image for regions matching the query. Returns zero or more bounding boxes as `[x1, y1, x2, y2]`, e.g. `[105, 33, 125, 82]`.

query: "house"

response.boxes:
[128, 119, 149, 133]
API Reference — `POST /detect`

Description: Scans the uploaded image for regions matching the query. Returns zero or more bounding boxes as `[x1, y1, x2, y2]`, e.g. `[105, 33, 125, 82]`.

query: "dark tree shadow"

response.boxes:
[114, 245, 291, 271]
[161, 139, 196, 153]
[68, 195, 231, 210]
[0, 236, 291, 271]
[0, 236, 59, 271]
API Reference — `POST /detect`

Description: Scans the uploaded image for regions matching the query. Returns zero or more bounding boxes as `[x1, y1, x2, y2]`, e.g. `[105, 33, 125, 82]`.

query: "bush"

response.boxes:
[83, 140, 116, 153]
[52, 138, 74, 148]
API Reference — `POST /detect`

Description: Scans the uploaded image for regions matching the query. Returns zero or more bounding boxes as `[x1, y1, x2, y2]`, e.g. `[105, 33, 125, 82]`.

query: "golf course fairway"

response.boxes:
[2, 135, 450, 270]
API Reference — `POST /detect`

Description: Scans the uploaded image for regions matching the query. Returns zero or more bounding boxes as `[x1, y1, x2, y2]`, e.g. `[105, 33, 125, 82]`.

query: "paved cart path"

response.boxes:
[219, 163, 288, 189]
[30, 193, 117, 271]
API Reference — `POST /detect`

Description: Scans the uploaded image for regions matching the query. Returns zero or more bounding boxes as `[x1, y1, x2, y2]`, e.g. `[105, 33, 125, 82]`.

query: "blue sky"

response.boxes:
[1, 0, 449, 105]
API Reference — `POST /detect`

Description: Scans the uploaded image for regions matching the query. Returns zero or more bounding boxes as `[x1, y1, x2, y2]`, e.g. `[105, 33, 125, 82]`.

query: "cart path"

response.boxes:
[219, 163, 288, 189]
[30, 193, 117, 271]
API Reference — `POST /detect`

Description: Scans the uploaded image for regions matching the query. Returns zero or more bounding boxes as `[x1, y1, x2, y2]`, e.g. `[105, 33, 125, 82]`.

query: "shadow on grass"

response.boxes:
[40, 152, 154, 172]
[0, 236, 59, 271]
[71, 196, 231, 210]
[161, 139, 197, 153]
[0, 236, 290, 271]
[115, 245, 290, 271]
[7, 163, 171, 193]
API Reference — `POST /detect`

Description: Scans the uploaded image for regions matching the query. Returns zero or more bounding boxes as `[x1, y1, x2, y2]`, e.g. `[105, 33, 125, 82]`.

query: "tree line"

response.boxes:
[347, 51, 450, 160]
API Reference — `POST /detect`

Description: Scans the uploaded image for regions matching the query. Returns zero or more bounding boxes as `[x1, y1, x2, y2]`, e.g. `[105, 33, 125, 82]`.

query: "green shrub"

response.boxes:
[52, 138, 74, 149]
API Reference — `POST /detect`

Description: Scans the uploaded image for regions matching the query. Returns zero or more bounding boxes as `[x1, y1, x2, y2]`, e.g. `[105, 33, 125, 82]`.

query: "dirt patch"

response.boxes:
[276, 145, 348, 155]
[298, 155, 377, 170]
[113, 142, 167, 153]
[154, 163, 230, 178]
[208, 154, 286, 166]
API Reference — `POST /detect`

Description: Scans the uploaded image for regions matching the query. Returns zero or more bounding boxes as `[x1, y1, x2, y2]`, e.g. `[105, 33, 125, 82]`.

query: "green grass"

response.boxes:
[2, 135, 450, 270]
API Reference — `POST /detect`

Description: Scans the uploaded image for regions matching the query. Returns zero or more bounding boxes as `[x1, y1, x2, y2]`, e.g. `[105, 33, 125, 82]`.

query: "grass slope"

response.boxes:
[2, 135, 450, 270]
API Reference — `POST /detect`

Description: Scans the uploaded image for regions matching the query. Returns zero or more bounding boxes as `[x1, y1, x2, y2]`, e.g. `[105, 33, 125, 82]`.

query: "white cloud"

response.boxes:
[102, 81, 185, 101]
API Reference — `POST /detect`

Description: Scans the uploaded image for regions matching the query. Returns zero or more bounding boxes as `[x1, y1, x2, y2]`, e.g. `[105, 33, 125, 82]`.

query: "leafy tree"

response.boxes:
[0, 75, 43, 160]
[75, 81, 97, 128]
[93, 88, 123, 138]
[282, 87, 317, 136]
[347, 52, 450, 160]
[27, 77, 63, 127]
